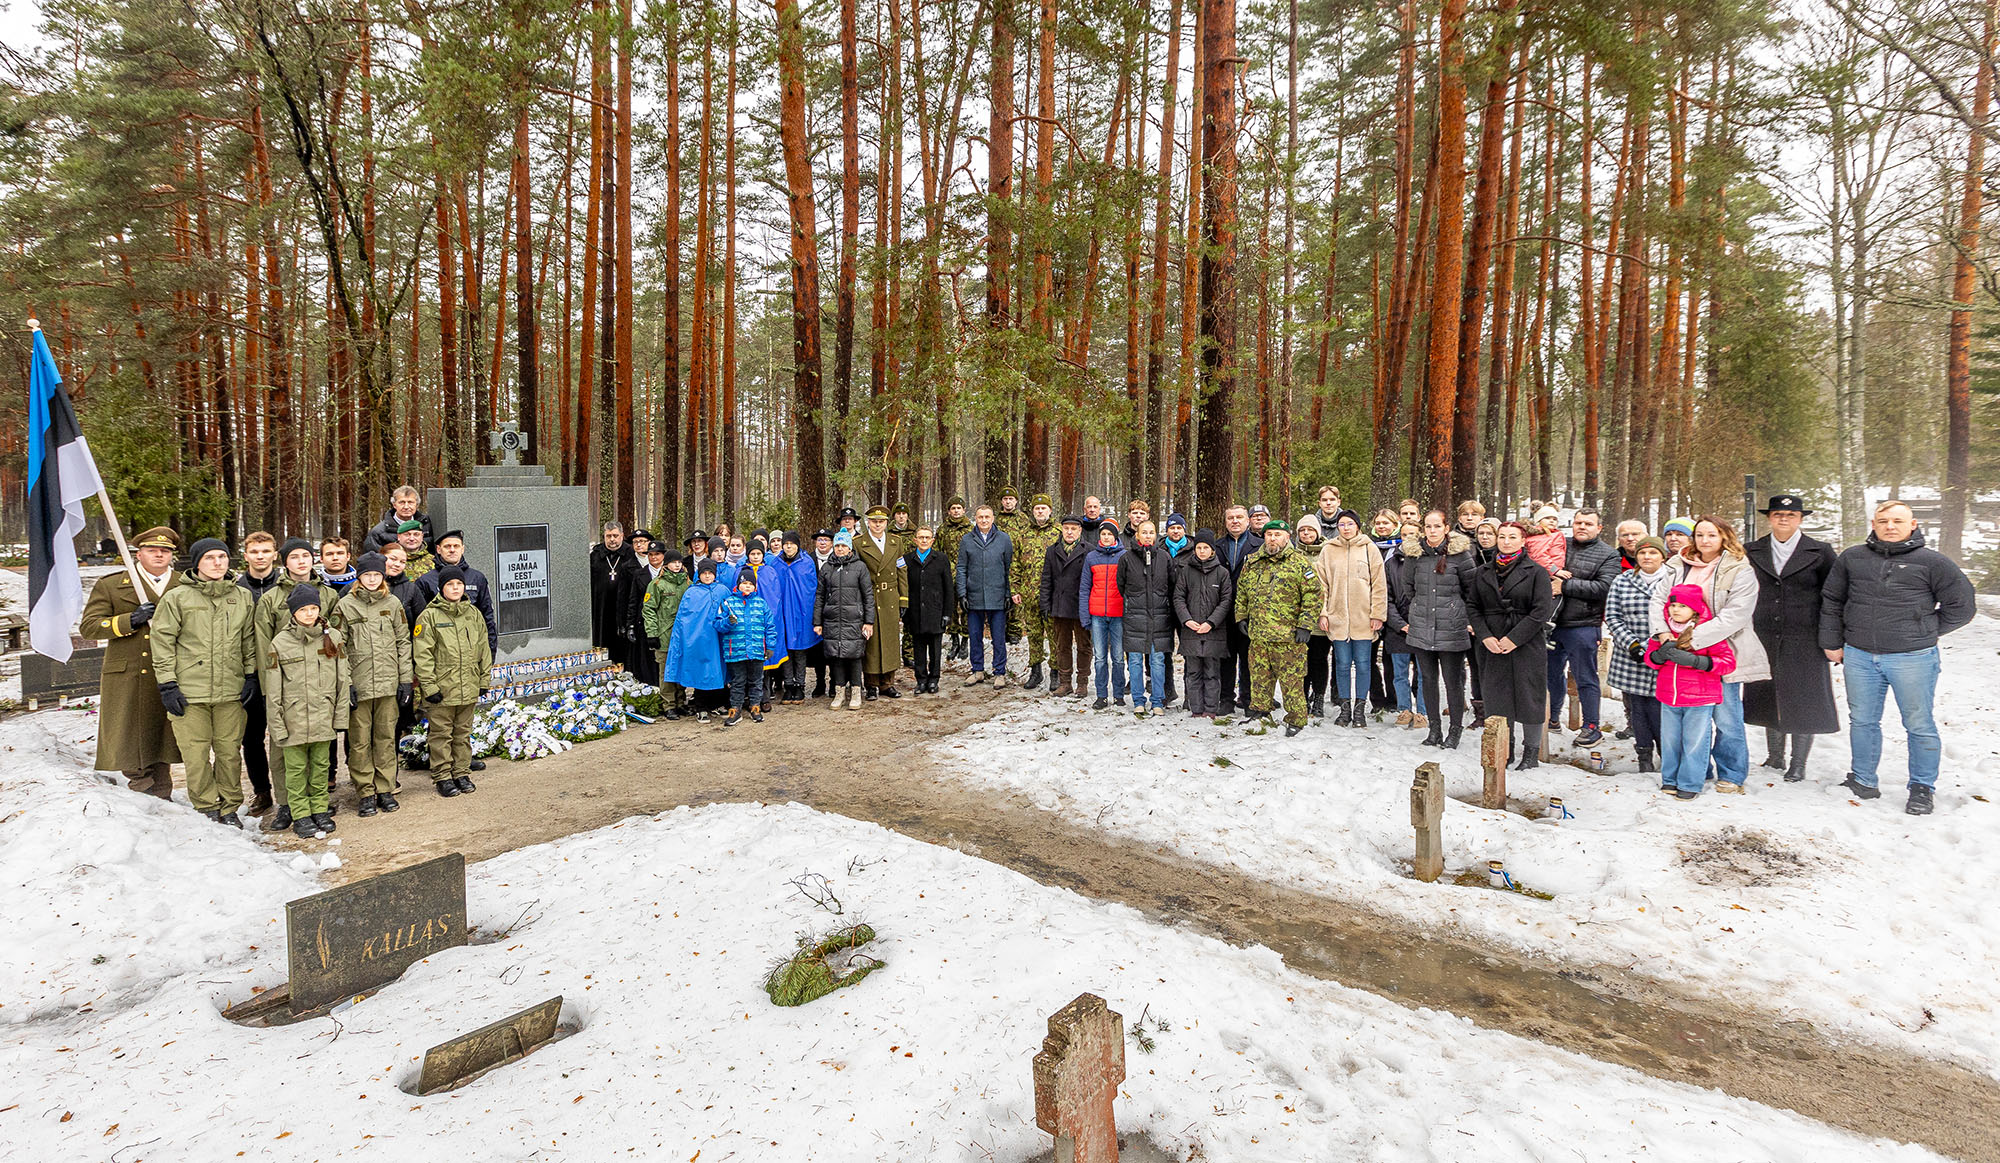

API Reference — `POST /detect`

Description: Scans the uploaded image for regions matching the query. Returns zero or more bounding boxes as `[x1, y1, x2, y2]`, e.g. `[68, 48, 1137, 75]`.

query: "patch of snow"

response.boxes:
[0, 729, 1940, 1161]
[937, 615, 2000, 1076]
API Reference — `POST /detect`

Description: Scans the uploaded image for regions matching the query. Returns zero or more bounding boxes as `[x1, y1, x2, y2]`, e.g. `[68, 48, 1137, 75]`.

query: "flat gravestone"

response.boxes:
[417, 995, 563, 1095]
[1034, 993, 1125, 1163]
[287, 853, 468, 1014]
[1410, 762, 1445, 882]
[21, 646, 104, 705]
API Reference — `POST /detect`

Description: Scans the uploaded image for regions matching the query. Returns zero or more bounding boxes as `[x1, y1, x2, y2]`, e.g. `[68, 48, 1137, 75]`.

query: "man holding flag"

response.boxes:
[27, 317, 184, 798]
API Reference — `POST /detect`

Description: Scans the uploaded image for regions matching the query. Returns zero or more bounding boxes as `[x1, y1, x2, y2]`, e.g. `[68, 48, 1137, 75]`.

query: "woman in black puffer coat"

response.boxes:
[1393, 511, 1479, 749]
[1116, 522, 1179, 713]
[1467, 520, 1557, 769]
[1173, 531, 1235, 717]
[814, 534, 876, 707]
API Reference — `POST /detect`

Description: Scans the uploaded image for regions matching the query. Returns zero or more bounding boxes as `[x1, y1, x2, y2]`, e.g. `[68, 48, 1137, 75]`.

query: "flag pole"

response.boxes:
[28, 316, 147, 598]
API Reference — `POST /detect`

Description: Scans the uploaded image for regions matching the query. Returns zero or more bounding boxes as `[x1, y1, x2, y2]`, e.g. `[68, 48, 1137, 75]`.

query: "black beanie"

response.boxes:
[188, 537, 230, 567]
[279, 537, 314, 565]
[286, 583, 323, 615]
[355, 551, 387, 577]
[435, 564, 465, 588]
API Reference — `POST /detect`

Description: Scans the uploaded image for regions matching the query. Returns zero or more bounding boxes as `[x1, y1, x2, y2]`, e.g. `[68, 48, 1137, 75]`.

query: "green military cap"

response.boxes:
[1000, 487, 1018, 500]
[397, 519, 424, 534]
[132, 526, 180, 550]
[1262, 518, 1292, 533]
[865, 505, 890, 519]
[947, 494, 967, 508]
[1030, 493, 1053, 508]
[891, 500, 911, 514]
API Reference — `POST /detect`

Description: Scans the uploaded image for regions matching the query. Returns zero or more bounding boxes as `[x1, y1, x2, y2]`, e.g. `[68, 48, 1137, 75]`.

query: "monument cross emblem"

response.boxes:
[1033, 992, 1126, 1163]
[488, 421, 531, 467]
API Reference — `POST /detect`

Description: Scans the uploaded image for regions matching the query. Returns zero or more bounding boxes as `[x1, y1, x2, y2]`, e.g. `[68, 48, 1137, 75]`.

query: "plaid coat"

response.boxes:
[1603, 566, 1672, 697]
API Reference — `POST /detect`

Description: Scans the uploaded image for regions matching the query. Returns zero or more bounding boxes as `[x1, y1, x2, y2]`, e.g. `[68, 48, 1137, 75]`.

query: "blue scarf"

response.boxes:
[916, 547, 931, 562]
[1162, 534, 1190, 557]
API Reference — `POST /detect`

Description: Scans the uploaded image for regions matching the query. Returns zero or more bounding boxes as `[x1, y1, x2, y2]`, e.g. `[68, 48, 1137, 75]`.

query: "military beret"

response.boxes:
[133, 526, 180, 550]
[1262, 518, 1292, 533]
[436, 529, 465, 545]
[397, 519, 425, 534]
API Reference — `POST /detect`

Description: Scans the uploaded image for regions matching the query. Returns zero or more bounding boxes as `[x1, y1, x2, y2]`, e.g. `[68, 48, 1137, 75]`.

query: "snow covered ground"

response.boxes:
[0, 711, 1943, 1161]
[936, 612, 2000, 1078]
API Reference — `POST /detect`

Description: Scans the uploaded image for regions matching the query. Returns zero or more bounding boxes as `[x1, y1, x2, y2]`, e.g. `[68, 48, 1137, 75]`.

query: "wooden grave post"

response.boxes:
[1033, 992, 1126, 1163]
[1480, 716, 1509, 811]
[1410, 762, 1445, 882]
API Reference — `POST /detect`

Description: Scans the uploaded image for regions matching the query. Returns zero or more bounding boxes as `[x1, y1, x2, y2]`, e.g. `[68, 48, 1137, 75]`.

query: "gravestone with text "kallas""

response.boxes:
[426, 424, 593, 664]
[1033, 992, 1126, 1163]
[286, 853, 468, 1013]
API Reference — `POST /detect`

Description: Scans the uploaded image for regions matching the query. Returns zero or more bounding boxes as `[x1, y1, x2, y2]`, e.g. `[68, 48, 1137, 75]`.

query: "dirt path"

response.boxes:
[298, 686, 2000, 1161]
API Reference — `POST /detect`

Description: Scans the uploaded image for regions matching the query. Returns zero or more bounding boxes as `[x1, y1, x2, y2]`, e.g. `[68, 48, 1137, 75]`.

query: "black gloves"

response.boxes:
[238, 676, 259, 706]
[397, 681, 413, 706]
[1625, 641, 1646, 660]
[478, 688, 489, 697]
[129, 602, 154, 629]
[425, 692, 444, 704]
[349, 686, 359, 710]
[645, 636, 660, 650]
[157, 681, 186, 716]
[1292, 628, 1312, 645]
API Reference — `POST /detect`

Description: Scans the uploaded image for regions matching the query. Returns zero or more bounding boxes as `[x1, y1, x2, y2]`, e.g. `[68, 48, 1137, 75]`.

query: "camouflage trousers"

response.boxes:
[1015, 600, 1049, 666]
[1248, 640, 1309, 728]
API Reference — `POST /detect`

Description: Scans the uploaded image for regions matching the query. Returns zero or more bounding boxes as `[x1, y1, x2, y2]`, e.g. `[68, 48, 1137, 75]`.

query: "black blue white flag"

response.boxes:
[26, 324, 105, 662]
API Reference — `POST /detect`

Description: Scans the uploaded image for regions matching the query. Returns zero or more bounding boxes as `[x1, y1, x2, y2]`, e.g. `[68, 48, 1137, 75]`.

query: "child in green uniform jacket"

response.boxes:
[642, 550, 691, 718]
[265, 584, 348, 839]
[333, 552, 415, 817]
[413, 566, 493, 798]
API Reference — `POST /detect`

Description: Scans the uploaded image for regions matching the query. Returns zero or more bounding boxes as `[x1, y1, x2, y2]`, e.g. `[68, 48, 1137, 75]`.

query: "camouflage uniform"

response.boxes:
[991, 490, 1026, 643]
[1009, 507, 1062, 667]
[1237, 541, 1319, 728]
[935, 504, 975, 640]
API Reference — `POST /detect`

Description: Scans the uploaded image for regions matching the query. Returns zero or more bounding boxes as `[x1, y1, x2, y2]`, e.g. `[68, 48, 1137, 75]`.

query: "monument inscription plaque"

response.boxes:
[416, 995, 565, 1095]
[286, 853, 468, 1013]
[494, 523, 553, 634]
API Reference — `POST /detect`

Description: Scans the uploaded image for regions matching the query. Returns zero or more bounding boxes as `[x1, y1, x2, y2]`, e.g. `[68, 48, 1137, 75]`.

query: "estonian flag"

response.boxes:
[26, 324, 106, 663]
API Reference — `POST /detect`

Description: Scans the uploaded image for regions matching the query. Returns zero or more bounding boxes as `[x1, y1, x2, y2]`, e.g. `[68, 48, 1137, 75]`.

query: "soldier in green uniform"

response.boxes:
[993, 487, 1025, 541]
[935, 496, 974, 659]
[413, 565, 493, 797]
[81, 527, 183, 798]
[395, 520, 436, 581]
[1236, 519, 1318, 736]
[332, 552, 414, 817]
[1009, 494, 1062, 689]
[853, 505, 908, 698]
[150, 537, 259, 825]
[252, 538, 340, 832]
[642, 550, 692, 717]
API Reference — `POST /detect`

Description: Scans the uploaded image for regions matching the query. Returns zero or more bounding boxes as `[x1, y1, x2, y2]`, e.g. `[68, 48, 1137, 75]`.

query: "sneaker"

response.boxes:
[751, 710, 764, 723]
[1714, 782, 1745, 795]
[1573, 725, 1603, 747]
[1906, 785, 1935, 816]
[1838, 774, 1881, 800]
[697, 711, 712, 723]
[723, 709, 741, 727]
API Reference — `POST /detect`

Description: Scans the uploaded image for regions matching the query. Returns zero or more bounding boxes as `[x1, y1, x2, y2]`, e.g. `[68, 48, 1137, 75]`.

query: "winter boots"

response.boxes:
[1421, 720, 1444, 747]
[1443, 721, 1463, 750]
[1907, 785, 1934, 815]
[1333, 700, 1353, 728]
[1784, 734, 1814, 782]
[1051, 671, 1072, 698]
[1762, 728, 1788, 770]
[1024, 663, 1044, 691]
[830, 685, 846, 708]
[1349, 699, 1368, 728]
[848, 685, 866, 710]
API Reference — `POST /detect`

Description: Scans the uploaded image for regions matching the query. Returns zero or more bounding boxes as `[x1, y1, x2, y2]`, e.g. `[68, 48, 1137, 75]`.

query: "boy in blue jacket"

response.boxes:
[715, 569, 781, 725]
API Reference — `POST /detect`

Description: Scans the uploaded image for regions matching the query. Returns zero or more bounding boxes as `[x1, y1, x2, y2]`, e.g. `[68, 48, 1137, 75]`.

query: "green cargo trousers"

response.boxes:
[169, 701, 248, 814]
[426, 702, 478, 783]
[282, 741, 332, 819]
[348, 695, 400, 796]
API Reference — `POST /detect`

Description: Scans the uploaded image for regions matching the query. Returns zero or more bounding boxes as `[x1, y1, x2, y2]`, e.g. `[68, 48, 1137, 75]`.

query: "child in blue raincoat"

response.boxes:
[664, 557, 728, 722]
[777, 532, 824, 701]
[714, 568, 781, 724]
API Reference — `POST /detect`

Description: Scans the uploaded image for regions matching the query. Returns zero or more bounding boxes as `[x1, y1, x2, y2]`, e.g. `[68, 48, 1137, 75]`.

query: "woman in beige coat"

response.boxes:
[1314, 510, 1388, 727]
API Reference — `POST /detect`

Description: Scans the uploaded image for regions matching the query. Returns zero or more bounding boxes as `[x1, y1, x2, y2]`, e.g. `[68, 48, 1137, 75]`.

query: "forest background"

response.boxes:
[0, 0, 1995, 555]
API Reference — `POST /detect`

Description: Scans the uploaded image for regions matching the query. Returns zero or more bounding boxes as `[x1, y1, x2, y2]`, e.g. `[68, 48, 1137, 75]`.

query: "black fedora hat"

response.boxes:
[1758, 494, 1813, 516]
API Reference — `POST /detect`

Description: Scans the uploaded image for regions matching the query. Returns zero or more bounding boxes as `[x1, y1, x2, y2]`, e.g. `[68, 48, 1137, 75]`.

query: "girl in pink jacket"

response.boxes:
[1647, 583, 1738, 799]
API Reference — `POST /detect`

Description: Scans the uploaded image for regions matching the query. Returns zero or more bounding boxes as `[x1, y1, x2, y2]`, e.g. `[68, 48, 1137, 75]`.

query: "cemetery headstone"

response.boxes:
[286, 853, 468, 1013]
[1033, 992, 1126, 1163]
[416, 995, 564, 1095]
[21, 646, 104, 708]
[1410, 762, 1445, 882]
[1480, 716, 1509, 811]
[427, 426, 592, 664]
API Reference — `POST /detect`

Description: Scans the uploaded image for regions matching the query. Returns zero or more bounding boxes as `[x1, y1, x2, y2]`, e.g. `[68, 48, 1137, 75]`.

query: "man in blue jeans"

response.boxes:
[1820, 501, 1975, 816]
[1546, 509, 1622, 747]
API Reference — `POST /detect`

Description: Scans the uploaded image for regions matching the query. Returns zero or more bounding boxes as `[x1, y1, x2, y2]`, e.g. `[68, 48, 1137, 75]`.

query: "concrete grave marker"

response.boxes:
[416, 995, 564, 1095]
[1033, 992, 1126, 1163]
[286, 853, 468, 1013]
[1410, 762, 1445, 882]
[1480, 715, 1510, 810]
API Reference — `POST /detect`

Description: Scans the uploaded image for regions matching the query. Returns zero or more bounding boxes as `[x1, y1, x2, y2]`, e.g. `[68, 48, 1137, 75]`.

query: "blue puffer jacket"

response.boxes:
[715, 589, 782, 664]
[664, 577, 728, 689]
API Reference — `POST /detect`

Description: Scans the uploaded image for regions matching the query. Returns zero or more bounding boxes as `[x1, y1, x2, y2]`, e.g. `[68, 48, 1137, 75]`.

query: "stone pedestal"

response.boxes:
[427, 464, 592, 664]
[1410, 762, 1445, 882]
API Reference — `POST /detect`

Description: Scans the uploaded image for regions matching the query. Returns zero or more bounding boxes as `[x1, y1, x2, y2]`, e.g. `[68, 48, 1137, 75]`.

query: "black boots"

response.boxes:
[357, 794, 379, 817]
[1333, 700, 1352, 727]
[378, 790, 401, 812]
[1349, 699, 1368, 728]
[1307, 693, 1325, 718]
[1762, 728, 1788, 770]
[1443, 721, 1463, 750]
[1422, 721, 1444, 747]
[1784, 734, 1813, 782]
[1024, 663, 1045, 691]
[1638, 752, 1658, 774]
[263, 807, 293, 833]
[436, 778, 460, 797]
